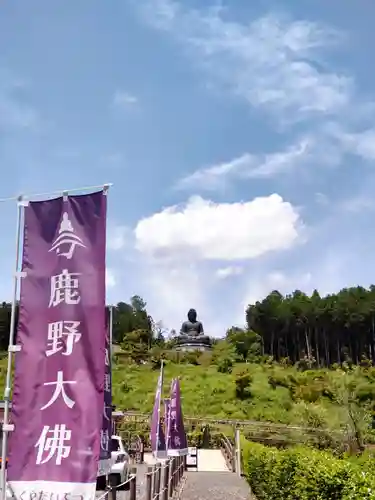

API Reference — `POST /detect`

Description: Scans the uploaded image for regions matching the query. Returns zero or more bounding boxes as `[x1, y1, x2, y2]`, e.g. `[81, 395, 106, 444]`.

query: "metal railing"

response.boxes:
[97, 457, 186, 500]
[220, 429, 242, 476]
[118, 411, 344, 438]
[97, 467, 137, 500]
[146, 457, 185, 500]
[220, 435, 236, 472]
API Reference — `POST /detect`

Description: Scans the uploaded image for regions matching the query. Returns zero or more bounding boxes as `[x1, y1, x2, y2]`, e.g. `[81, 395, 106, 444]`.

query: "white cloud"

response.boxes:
[176, 153, 254, 191]
[340, 195, 375, 213]
[340, 129, 375, 161]
[141, 262, 207, 332]
[108, 224, 132, 251]
[131, 193, 304, 333]
[127, 1, 375, 333]
[216, 266, 243, 279]
[106, 268, 116, 288]
[113, 90, 138, 107]
[137, 1, 375, 190]
[135, 194, 302, 260]
[176, 139, 312, 191]
[315, 192, 329, 206]
[139, 1, 351, 120]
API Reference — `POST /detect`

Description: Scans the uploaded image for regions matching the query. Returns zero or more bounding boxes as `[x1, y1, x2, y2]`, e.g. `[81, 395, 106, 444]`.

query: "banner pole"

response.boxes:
[235, 428, 241, 476]
[1, 196, 24, 500]
[0, 183, 113, 204]
[109, 305, 113, 359]
[106, 305, 114, 485]
[155, 360, 164, 458]
[165, 381, 173, 455]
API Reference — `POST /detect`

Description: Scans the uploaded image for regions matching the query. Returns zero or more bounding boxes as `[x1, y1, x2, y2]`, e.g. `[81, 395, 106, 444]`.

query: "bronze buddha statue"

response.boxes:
[177, 309, 211, 348]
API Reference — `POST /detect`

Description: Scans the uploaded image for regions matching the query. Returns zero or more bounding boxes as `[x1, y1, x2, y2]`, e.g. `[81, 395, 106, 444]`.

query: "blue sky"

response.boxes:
[1, 0, 375, 335]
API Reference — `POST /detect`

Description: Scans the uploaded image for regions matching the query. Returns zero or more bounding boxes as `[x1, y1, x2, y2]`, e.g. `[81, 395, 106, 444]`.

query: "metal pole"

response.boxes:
[155, 462, 161, 500]
[106, 305, 114, 492]
[129, 467, 137, 500]
[165, 380, 173, 456]
[162, 460, 169, 500]
[0, 183, 113, 204]
[168, 459, 175, 497]
[146, 467, 152, 500]
[235, 428, 241, 476]
[109, 472, 117, 500]
[155, 360, 164, 458]
[109, 305, 113, 359]
[0, 196, 24, 500]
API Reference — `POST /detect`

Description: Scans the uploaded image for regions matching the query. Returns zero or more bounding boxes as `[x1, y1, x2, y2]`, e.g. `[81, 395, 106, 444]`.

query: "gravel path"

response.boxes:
[179, 472, 253, 500]
[96, 457, 252, 500]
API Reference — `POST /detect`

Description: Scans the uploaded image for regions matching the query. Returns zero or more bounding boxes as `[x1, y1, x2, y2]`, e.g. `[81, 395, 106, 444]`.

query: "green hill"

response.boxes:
[1, 349, 374, 449]
[111, 356, 375, 448]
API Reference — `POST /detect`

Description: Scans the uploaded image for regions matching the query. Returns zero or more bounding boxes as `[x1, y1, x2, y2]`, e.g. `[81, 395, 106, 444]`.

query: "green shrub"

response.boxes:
[120, 380, 131, 393]
[198, 351, 213, 367]
[186, 431, 223, 448]
[235, 371, 253, 399]
[182, 351, 201, 365]
[217, 356, 233, 373]
[187, 431, 203, 447]
[241, 439, 375, 499]
[268, 373, 290, 390]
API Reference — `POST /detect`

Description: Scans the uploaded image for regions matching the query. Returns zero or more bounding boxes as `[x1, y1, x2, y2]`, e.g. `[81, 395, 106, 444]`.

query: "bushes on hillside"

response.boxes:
[217, 356, 233, 373]
[241, 439, 375, 499]
[235, 371, 253, 400]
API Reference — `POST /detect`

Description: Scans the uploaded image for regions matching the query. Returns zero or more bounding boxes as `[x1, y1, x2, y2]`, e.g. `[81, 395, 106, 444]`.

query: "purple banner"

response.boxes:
[150, 365, 166, 459]
[166, 378, 188, 456]
[164, 398, 170, 437]
[8, 191, 107, 500]
[98, 308, 112, 476]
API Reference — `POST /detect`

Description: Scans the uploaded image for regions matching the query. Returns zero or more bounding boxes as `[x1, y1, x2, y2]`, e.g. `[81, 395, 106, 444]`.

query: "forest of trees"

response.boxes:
[1, 285, 375, 367]
[246, 286, 375, 366]
[0, 295, 164, 354]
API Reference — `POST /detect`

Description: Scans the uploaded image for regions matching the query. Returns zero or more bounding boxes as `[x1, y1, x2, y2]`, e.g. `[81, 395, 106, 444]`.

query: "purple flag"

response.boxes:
[8, 191, 107, 500]
[164, 398, 170, 436]
[98, 308, 112, 476]
[167, 378, 188, 456]
[150, 364, 166, 459]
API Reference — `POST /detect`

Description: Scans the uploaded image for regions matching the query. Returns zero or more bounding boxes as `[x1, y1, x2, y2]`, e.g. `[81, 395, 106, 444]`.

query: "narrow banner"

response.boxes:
[98, 307, 112, 477]
[164, 398, 170, 438]
[167, 378, 188, 456]
[150, 364, 166, 459]
[7, 191, 107, 500]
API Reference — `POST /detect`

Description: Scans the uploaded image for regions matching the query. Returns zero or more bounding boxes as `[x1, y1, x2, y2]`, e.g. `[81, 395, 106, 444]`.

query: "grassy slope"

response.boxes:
[0, 355, 358, 434]
[112, 360, 349, 432]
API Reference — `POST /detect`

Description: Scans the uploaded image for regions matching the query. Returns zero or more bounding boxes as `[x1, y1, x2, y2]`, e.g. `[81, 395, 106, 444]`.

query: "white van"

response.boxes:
[97, 435, 130, 490]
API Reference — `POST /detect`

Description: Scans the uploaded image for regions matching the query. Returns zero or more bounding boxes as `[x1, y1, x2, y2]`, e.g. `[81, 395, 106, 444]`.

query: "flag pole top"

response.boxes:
[0, 183, 113, 203]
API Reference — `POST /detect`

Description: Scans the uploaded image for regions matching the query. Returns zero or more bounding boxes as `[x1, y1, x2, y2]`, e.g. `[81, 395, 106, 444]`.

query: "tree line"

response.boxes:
[1, 285, 375, 367]
[246, 286, 375, 366]
[0, 295, 161, 353]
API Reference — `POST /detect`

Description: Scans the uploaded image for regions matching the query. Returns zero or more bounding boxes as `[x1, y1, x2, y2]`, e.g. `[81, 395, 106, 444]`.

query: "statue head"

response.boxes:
[187, 308, 197, 322]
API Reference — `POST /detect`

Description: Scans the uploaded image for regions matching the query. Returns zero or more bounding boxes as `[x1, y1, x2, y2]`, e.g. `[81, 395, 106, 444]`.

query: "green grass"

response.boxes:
[1, 354, 373, 444]
[112, 361, 356, 432]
